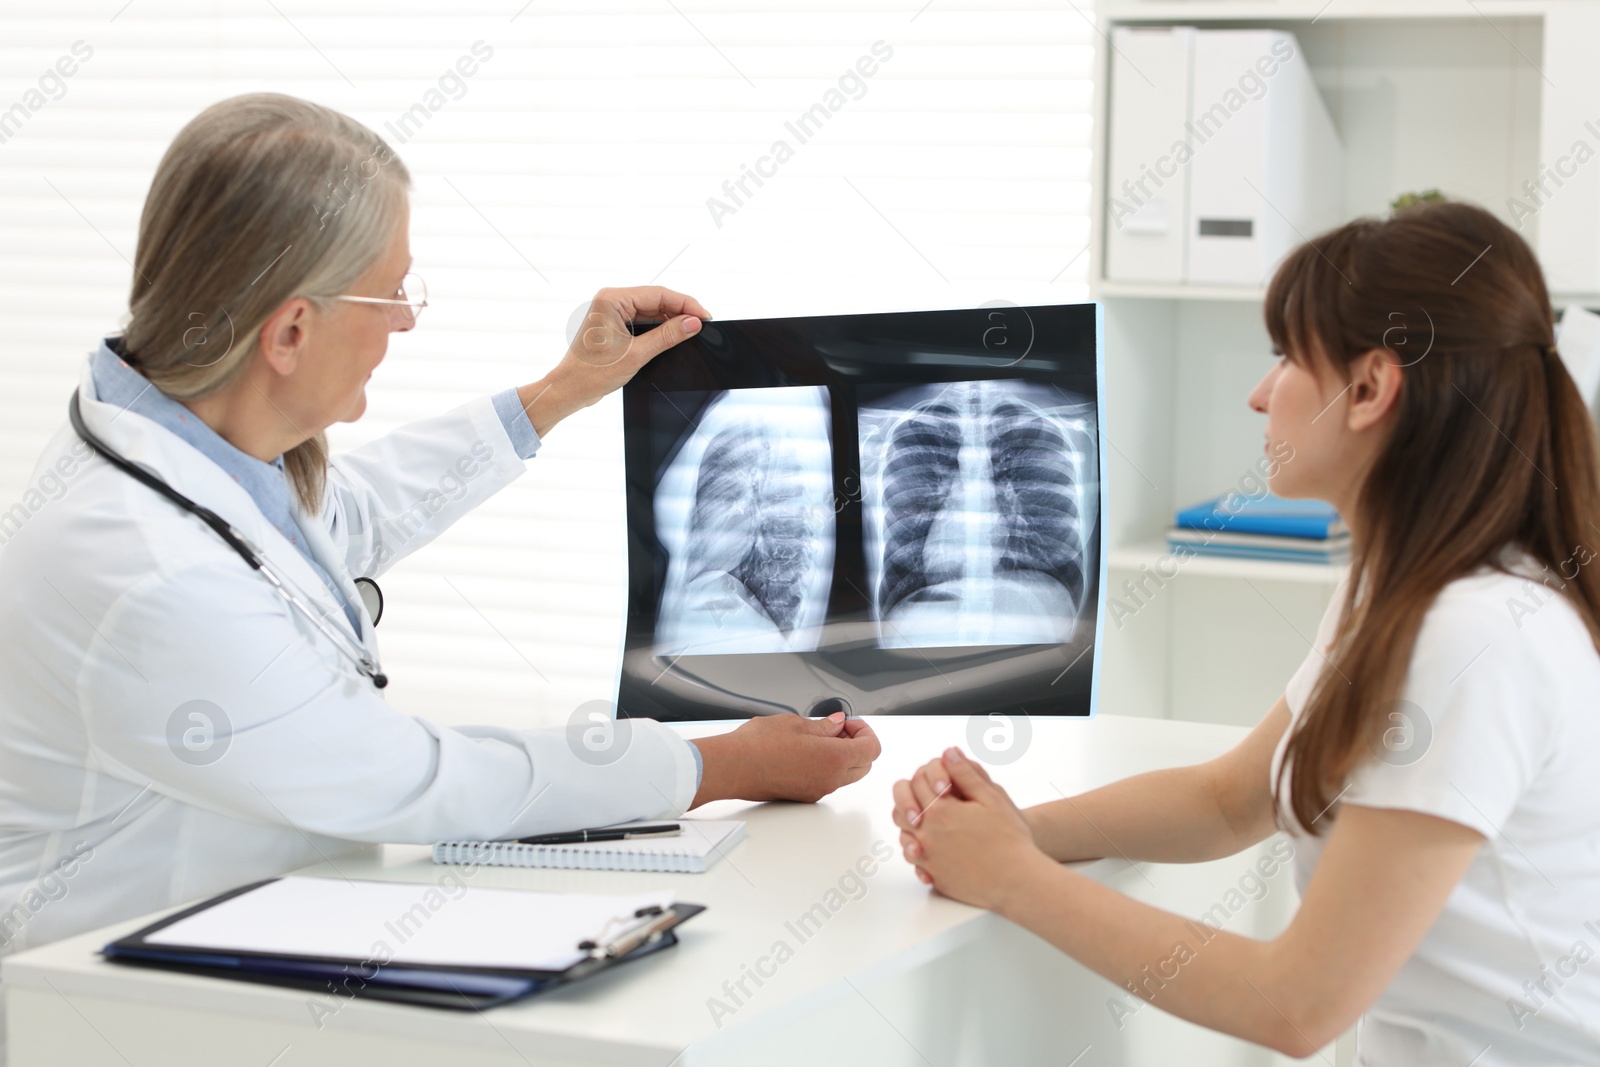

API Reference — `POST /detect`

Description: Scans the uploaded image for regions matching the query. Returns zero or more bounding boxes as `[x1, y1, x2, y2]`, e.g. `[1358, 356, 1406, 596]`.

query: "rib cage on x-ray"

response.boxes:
[879, 402, 964, 619]
[870, 381, 1092, 647]
[686, 427, 813, 634]
[655, 386, 834, 656]
[986, 399, 1085, 605]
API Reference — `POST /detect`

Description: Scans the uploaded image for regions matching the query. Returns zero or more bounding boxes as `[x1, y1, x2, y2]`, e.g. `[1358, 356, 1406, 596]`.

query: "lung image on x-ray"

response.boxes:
[655, 387, 834, 656]
[860, 380, 1097, 649]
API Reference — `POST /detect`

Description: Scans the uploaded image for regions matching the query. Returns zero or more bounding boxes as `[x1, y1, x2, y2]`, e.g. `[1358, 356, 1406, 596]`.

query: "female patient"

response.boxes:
[894, 200, 1600, 1064]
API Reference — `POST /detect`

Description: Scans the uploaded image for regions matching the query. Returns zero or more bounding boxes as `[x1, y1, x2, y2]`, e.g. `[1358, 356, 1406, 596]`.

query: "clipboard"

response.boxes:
[101, 878, 706, 1011]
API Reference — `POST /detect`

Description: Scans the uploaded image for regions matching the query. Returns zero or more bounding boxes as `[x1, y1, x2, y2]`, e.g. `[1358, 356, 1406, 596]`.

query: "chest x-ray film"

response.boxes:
[618, 302, 1103, 720]
[655, 387, 835, 655]
[861, 380, 1094, 649]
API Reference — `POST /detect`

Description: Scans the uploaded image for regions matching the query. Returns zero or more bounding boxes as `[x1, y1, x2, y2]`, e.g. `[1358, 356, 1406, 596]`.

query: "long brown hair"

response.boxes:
[121, 93, 411, 512]
[1268, 199, 1600, 833]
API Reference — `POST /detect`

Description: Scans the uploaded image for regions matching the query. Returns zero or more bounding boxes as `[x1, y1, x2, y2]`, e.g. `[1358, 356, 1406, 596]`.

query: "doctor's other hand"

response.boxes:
[892, 748, 1042, 910]
[518, 285, 713, 438]
[690, 712, 881, 808]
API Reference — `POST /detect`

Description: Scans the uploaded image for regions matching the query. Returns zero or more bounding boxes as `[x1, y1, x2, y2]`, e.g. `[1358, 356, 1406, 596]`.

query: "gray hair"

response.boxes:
[122, 92, 412, 511]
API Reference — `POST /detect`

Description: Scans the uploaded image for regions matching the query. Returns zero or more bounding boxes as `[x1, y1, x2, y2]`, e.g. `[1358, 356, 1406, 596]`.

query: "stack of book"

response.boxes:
[1167, 493, 1349, 565]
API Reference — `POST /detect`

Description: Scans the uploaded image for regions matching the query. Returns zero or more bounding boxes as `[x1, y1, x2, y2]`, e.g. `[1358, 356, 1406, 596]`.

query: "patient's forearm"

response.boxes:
[1027, 763, 1256, 864]
[993, 858, 1326, 1056]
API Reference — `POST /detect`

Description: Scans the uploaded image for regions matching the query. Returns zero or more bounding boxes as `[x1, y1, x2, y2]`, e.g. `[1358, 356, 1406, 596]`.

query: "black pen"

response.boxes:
[515, 822, 683, 846]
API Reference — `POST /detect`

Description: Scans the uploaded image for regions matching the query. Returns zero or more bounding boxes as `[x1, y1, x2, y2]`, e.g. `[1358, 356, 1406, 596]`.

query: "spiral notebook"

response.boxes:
[433, 820, 746, 873]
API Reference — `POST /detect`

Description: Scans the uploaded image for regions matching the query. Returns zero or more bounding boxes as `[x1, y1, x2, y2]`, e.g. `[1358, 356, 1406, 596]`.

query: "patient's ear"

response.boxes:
[1346, 348, 1403, 432]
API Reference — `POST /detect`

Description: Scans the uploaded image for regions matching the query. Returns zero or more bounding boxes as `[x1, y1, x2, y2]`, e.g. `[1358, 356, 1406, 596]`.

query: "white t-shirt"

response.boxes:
[1272, 544, 1600, 1066]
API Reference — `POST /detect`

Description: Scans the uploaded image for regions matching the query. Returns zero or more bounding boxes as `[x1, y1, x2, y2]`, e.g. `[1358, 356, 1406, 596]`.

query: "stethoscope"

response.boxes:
[69, 390, 389, 688]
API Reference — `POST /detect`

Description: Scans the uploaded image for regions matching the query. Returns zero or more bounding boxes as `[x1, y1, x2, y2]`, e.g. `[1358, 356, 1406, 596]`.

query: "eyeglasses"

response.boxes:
[328, 271, 428, 327]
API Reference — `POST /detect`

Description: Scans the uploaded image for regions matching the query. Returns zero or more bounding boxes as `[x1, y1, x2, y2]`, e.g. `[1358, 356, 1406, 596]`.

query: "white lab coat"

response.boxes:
[0, 353, 699, 961]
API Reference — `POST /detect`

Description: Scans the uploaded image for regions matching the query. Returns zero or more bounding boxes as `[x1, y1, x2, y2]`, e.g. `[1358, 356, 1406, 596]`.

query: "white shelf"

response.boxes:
[1103, 0, 1553, 21]
[1092, 281, 1600, 310]
[1108, 543, 1348, 585]
[1094, 280, 1266, 302]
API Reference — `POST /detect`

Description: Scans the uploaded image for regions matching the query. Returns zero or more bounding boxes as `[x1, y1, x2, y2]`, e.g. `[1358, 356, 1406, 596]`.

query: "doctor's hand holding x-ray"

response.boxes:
[533, 289, 880, 807]
[0, 92, 877, 968]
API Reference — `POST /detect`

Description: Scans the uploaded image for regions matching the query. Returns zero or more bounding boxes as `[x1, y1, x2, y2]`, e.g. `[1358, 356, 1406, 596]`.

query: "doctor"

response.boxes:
[0, 92, 879, 966]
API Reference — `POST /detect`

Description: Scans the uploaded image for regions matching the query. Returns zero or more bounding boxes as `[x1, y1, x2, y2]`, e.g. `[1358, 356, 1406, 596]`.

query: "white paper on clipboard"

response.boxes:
[144, 877, 675, 972]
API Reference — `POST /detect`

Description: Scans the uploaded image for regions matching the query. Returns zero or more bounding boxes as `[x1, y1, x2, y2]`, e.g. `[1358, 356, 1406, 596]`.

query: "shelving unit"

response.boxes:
[1094, 280, 1265, 302]
[1107, 543, 1348, 586]
[1090, 1, 1600, 727]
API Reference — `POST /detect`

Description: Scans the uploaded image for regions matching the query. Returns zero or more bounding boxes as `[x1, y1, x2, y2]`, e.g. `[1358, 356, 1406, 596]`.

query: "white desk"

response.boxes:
[5, 716, 1305, 1067]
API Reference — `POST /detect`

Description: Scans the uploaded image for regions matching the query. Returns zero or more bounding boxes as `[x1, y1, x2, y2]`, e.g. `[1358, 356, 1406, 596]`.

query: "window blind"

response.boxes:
[0, 0, 1094, 729]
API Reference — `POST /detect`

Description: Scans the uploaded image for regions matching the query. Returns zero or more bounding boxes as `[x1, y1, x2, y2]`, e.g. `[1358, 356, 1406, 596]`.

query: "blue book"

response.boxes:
[1174, 493, 1345, 541]
[1166, 541, 1348, 565]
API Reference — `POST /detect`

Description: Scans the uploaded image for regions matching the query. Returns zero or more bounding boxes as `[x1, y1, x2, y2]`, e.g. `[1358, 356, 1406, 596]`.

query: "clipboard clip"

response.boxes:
[578, 905, 679, 960]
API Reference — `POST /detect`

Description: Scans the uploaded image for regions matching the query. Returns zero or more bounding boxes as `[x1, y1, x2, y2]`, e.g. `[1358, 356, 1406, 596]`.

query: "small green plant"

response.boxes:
[1391, 189, 1446, 210]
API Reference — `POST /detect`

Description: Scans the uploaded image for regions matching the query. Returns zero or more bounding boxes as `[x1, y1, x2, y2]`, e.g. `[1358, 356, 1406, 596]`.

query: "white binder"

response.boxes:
[1186, 30, 1342, 286]
[1104, 28, 1343, 287]
[1105, 26, 1195, 283]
